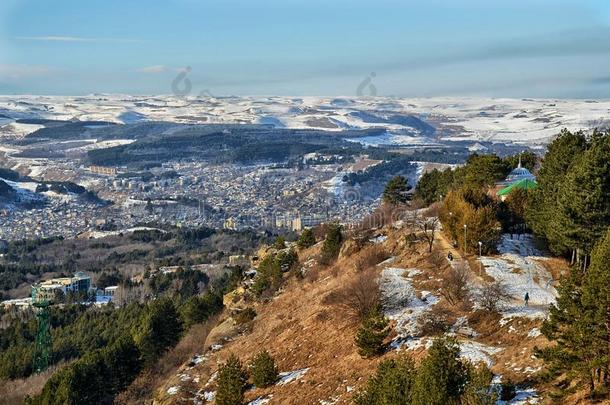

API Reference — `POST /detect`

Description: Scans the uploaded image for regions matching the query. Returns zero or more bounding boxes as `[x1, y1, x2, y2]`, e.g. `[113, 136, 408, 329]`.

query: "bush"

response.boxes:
[439, 263, 471, 306]
[477, 280, 511, 313]
[215, 354, 248, 405]
[234, 307, 256, 325]
[355, 305, 390, 358]
[355, 245, 390, 272]
[249, 351, 278, 388]
[418, 306, 451, 336]
[328, 268, 380, 321]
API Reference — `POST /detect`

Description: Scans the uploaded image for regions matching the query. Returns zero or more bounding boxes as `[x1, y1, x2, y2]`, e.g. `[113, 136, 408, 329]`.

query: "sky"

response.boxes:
[2, 0, 610, 97]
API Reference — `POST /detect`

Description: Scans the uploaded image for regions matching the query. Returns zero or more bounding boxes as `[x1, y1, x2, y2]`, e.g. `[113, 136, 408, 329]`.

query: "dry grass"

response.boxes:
[0, 363, 66, 405]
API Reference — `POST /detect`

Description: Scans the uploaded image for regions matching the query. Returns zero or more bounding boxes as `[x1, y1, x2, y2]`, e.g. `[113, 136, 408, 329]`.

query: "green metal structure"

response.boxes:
[31, 286, 52, 373]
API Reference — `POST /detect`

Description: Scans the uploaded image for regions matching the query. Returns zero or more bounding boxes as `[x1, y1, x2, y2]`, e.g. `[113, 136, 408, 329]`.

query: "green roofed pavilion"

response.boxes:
[497, 178, 537, 197]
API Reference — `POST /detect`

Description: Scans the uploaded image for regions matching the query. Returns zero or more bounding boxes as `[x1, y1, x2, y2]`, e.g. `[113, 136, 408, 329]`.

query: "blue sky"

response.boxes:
[2, 0, 610, 97]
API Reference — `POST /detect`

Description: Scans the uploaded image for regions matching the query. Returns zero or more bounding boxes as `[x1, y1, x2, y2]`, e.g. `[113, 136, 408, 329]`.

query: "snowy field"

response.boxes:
[1, 95, 609, 148]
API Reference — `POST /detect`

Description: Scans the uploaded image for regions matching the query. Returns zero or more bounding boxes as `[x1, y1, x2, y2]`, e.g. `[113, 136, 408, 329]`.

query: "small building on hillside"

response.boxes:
[495, 157, 537, 201]
[31, 271, 92, 303]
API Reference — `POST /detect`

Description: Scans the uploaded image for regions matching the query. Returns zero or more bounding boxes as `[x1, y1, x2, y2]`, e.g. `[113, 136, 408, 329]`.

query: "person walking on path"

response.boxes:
[524, 292, 530, 307]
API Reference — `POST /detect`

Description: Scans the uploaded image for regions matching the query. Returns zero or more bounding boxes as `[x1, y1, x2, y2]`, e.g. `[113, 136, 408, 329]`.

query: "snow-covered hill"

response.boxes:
[1, 95, 609, 147]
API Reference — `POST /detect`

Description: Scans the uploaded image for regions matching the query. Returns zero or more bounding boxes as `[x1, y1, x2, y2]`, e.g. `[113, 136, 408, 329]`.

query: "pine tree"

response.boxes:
[383, 175, 411, 205]
[353, 355, 416, 405]
[273, 236, 286, 250]
[556, 132, 610, 264]
[249, 350, 278, 388]
[216, 354, 248, 405]
[541, 228, 610, 394]
[320, 223, 343, 264]
[411, 337, 470, 405]
[135, 297, 183, 366]
[526, 129, 588, 256]
[355, 305, 389, 358]
[297, 228, 316, 249]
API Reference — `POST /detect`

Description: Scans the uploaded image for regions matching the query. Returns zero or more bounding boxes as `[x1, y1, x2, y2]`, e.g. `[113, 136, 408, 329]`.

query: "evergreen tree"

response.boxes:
[353, 355, 416, 405]
[411, 337, 470, 405]
[216, 354, 248, 405]
[355, 305, 390, 358]
[415, 168, 454, 206]
[382, 175, 411, 205]
[251, 253, 283, 297]
[353, 337, 495, 405]
[556, 132, 610, 264]
[273, 236, 286, 250]
[249, 350, 278, 388]
[297, 228, 316, 249]
[542, 228, 610, 394]
[526, 129, 588, 256]
[454, 153, 509, 188]
[320, 223, 343, 264]
[503, 151, 537, 172]
[135, 297, 183, 366]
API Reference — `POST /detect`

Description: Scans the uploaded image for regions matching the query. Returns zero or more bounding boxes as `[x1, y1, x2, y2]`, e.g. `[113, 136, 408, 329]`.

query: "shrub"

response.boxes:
[355, 305, 390, 358]
[439, 263, 471, 306]
[233, 307, 256, 325]
[249, 351, 278, 388]
[477, 280, 511, 313]
[418, 306, 451, 336]
[215, 354, 248, 405]
[355, 245, 390, 272]
[329, 268, 380, 321]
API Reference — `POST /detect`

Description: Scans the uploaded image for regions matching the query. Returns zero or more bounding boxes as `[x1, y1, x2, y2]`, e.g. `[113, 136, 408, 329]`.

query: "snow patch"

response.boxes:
[277, 368, 309, 385]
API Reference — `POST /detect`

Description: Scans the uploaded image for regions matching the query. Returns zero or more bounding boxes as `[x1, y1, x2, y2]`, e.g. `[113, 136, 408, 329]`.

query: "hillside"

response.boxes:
[153, 216, 568, 404]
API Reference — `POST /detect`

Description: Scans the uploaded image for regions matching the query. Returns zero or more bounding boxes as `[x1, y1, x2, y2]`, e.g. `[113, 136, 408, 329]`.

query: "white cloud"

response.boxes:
[136, 65, 168, 74]
[0, 64, 51, 80]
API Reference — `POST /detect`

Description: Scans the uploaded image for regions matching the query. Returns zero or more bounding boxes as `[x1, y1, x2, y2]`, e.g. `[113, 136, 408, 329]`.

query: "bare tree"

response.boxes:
[477, 280, 512, 312]
[420, 216, 439, 253]
[325, 268, 380, 321]
[439, 263, 471, 306]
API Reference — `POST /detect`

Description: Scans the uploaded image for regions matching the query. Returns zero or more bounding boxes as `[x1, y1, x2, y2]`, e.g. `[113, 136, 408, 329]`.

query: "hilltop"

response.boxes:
[152, 212, 567, 405]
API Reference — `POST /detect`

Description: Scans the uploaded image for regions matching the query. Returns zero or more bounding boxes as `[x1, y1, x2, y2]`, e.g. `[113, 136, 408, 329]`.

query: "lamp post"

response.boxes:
[463, 224, 467, 253]
[478, 241, 483, 276]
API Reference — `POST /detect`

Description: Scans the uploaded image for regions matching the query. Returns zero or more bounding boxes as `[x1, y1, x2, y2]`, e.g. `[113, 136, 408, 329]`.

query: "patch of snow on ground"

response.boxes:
[527, 328, 542, 338]
[380, 267, 439, 350]
[480, 234, 557, 324]
[497, 388, 539, 405]
[277, 368, 309, 385]
[167, 386, 179, 395]
[203, 391, 215, 402]
[369, 235, 387, 244]
[248, 395, 272, 405]
[459, 341, 503, 367]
